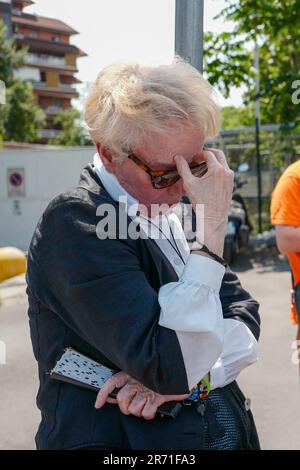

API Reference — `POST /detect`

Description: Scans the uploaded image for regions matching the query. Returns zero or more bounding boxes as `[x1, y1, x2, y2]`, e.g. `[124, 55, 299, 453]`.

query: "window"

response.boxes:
[52, 36, 60, 43]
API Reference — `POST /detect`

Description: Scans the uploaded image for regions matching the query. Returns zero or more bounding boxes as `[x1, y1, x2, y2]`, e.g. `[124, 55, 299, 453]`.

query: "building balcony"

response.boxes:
[58, 83, 76, 92]
[15, 33, 25, 40]
[24, 54, 78, 72]
[16, 36, 86, 57]
[33, 81, 78, 97]
[14, 66, 40, 81]
[44, 105, 61, 115]
[34, 81, 75, 92]
[39, 129, 63, 139]
[12, 8, 22, 17]
[25, 53, 66, 68]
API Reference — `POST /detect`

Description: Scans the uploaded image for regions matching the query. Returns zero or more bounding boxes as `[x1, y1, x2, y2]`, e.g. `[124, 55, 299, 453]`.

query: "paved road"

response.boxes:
[0, 299, 39, 450]
[234, 248, 300, 450]
[0, 248, 299, 450]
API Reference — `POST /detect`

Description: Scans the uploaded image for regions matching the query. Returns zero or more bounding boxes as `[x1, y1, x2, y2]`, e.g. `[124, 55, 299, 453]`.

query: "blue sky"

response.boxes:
[25, 0, 242, 106]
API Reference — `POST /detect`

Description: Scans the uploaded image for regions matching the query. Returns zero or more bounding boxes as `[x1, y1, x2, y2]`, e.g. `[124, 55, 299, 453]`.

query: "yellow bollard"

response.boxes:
[0, 247, 27, 283]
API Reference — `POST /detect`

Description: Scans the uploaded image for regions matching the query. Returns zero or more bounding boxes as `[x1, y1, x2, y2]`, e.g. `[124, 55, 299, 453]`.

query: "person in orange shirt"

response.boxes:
[270, 160, 300, 344]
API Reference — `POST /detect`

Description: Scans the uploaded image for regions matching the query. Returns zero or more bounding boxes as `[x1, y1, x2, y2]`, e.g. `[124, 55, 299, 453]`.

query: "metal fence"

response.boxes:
[211, 129, 300, 232]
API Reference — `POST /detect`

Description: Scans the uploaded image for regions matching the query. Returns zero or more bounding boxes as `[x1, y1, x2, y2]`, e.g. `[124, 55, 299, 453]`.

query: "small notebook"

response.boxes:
[50, 347, 115, 391]
[50, 347, 182, 419]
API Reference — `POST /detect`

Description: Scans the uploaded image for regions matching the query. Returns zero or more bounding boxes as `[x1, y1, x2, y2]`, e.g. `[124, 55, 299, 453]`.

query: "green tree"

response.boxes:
[0, 21, 45, 142]
[0, 93, 8, 142]
[221, 105, 255, 129]
[5, 80, 45, 142]
[49, 108, 91, 146]
[204, 0, 300, 129]
[0, 21, 24, 86]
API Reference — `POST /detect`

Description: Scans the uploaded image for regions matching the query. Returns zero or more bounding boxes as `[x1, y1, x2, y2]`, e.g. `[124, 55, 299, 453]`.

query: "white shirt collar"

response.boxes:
[93, 153, 140, 218]
[93, 153, 174, 221]
[92, 152, 189, 268]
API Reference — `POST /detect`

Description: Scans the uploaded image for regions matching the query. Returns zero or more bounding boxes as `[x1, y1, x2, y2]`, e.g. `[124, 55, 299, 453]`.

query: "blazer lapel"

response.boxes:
[79, 163, 180, 287]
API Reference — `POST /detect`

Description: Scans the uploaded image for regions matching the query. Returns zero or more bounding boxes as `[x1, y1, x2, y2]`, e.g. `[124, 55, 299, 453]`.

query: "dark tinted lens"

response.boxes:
[152, 173, 180, 189]
[152, 162, 207, 188]
[190, 162, 208, 178]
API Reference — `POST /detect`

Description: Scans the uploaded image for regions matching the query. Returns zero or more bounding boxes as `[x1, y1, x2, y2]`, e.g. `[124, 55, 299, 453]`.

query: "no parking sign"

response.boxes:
[7, 168, 25, 197]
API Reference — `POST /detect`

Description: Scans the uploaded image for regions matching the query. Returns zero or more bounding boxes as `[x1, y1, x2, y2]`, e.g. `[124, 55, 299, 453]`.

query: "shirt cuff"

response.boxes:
[209, 358, 226, 390]
[181, 253, 226, 292]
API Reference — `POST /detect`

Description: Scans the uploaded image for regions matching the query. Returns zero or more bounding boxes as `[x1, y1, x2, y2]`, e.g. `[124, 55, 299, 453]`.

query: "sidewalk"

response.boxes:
[0, 274, 27, 308]
[0, 300, 40, 450]
[1, 250, 300, 449]
[234, 248, 300, 450]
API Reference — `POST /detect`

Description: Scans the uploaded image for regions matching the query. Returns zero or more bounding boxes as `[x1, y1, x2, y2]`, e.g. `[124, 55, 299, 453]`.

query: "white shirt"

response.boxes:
[93, 153, 258, 390]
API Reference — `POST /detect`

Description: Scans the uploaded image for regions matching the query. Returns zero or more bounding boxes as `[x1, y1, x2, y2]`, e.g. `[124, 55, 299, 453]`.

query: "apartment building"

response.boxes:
[0, 0, 87, 141]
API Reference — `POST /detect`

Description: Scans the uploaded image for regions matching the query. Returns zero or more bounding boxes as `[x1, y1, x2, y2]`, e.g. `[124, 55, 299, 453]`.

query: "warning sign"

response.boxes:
[7, 168, 25, 198]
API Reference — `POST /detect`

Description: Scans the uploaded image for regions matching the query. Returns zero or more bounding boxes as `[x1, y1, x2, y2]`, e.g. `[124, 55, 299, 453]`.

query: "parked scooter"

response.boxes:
[223, 163, 252, 265]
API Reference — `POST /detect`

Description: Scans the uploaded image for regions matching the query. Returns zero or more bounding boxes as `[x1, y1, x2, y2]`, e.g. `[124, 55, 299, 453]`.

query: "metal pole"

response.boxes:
[254, 42, 262, 234]
[175, 0, 204, 73]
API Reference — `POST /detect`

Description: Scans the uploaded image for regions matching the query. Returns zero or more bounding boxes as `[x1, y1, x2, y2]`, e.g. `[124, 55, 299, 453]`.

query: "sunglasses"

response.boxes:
[127, 152, 208, 189]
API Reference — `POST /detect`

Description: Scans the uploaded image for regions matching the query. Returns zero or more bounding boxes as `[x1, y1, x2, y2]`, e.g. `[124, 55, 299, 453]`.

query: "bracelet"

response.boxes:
[185, 374, 211, 402]
[190, 243, 227, 267]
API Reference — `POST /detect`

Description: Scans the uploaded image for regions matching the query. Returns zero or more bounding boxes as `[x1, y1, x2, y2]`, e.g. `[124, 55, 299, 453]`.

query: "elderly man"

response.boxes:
[26, 59, 260, 450]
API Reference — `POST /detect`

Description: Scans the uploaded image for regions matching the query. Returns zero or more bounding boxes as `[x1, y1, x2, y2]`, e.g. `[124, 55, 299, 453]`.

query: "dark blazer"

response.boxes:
[26, 163, 261, 450]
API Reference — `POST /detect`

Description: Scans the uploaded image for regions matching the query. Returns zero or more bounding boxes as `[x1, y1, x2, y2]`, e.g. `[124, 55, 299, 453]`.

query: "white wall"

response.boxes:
[0, 146, 95, 250]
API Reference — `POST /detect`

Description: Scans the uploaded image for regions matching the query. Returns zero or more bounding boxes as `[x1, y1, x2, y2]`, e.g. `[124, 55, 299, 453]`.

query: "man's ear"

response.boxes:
[96, 142, 115, 172]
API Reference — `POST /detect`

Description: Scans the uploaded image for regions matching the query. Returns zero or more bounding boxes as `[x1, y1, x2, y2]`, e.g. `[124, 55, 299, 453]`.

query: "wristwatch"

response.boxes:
[190, 243, 227, 267]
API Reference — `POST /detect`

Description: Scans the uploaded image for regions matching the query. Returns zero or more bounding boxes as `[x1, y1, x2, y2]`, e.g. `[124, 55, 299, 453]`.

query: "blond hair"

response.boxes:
[84, 57, 220, 160]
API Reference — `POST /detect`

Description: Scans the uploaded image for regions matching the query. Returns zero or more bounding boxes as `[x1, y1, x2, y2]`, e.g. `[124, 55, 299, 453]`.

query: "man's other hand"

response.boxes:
[95, 371, 190, 420]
